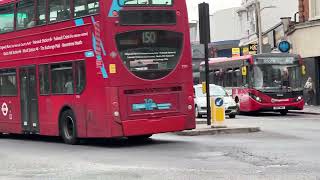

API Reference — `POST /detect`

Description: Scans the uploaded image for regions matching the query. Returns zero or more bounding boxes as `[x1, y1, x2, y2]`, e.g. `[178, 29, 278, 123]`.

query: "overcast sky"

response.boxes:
[186, 0, 242, 21]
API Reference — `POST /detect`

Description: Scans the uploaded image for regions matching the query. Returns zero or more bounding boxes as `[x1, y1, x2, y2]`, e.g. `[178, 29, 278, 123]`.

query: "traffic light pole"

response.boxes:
[198, 3, 211, 125]
[204, 39, 211, 125]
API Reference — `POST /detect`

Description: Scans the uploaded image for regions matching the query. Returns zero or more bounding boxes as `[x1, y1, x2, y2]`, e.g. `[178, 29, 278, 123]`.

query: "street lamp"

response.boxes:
[254, 0, 276, 54]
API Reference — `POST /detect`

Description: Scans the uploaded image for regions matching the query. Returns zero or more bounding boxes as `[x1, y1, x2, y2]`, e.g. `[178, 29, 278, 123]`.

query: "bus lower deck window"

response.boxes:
[0, 69, 17, 96]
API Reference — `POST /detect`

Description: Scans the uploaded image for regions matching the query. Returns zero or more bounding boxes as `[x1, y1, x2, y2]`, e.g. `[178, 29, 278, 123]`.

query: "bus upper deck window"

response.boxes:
[0, 4, 14, 34]
[74, 0, 99, 18]
[49, 0, 71, 23]
[37, 0, 47, 25]
[16, 0, 35, 30]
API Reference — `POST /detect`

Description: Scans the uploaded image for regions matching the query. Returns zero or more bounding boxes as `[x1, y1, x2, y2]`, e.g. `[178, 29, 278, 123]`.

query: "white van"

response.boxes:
[194, 84, 238, 118]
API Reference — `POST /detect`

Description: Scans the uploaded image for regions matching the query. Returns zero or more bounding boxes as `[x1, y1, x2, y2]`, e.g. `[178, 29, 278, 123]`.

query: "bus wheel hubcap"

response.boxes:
[64, 116, 74, 139]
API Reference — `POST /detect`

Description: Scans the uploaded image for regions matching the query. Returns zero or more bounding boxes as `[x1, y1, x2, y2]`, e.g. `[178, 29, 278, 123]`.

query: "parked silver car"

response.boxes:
[194, 84, 238, 118]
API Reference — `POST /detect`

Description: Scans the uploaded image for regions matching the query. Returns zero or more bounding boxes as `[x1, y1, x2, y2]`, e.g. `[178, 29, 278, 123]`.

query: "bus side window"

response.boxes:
[16, 0, 35, 30]
[74, 0, 99, 18]
[51, 62, 73, 94]
[225, 68, 233, 87]
[234, 68, 241, 87]
[0, 4, 14, 34]
[39, 64, 50, 95]
[49, 0, 71, 23]
[242, 66, 249, 87]
[75, 61, 86, 94]
[0, 69, 17, 96]
[36, 0, 47, 25]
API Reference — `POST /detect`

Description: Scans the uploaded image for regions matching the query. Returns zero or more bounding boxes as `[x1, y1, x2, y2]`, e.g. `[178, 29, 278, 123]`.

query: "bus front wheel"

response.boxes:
[280, 110, 288, 116]
[60, 109, 79, 145]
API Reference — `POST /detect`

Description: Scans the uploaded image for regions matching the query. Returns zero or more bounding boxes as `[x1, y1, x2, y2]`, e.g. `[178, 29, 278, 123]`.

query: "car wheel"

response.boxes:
[60, 109, 79, 145]
[229, 114, 236, 118]
[280, 110, 288, 116]
[195, 106, 202, 118]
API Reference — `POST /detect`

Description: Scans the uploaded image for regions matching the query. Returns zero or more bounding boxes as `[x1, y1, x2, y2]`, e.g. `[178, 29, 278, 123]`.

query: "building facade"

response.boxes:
[189, 7, 242, 84]
[287, 0, 320, 105]
[237, 0, 298, 51]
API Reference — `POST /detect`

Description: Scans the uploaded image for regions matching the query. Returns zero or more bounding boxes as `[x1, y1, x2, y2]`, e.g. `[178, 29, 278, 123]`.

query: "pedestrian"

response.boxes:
[304, 77, 315, 105]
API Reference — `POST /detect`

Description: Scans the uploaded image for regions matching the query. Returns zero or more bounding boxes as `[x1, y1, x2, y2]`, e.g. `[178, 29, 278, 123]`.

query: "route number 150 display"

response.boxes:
[142, 31, 157, 44]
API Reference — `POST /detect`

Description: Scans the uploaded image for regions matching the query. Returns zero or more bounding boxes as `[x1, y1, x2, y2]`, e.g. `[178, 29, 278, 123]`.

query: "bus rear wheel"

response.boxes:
[280, 110, 288, 116]
[60, 109, 79, 145]
[128, 135, 152, 141]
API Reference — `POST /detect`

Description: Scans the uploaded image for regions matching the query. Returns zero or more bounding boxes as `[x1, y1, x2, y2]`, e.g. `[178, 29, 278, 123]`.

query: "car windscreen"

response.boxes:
[195, 86, 227, 97]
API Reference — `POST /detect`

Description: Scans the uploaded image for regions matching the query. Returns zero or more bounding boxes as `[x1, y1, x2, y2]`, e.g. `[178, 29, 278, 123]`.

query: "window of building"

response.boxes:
[16, 0, 35, 30]
[74, 0, 99, 18]
[0, 3, 14, 34]
[51, 62, 74, 94]
[310, 0, 320, 19]
[49, 0, 71, 23]
[0, 69, 17, 96]
[39, 64, 50, 95]
[37, 0, 47, 25]
[75, 61, 86, 93]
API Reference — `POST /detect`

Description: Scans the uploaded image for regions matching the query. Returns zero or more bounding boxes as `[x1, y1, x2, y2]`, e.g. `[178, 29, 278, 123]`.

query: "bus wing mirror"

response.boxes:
[242, 66, 247, 76]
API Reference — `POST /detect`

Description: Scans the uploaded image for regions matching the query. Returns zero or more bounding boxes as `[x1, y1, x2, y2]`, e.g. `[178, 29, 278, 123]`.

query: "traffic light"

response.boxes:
[198, 3, 211, 45]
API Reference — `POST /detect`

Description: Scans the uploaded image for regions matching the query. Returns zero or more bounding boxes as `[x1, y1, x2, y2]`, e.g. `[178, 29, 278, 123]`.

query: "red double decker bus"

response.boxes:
[0, 0, 195, 144]
[200, 53, 305, 115]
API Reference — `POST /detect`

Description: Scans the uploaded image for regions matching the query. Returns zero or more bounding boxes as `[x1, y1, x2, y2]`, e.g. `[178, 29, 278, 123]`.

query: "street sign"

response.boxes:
[202, 82, 206, 94]
[211, 97, 225, 125]
[242, 66, 247, 76]
[302, 65, 306, 75]
[232, 48, 240, 57]
[242, 47, 249, 55]
[215, 98, 224, 107]
[278, 41, 291, 53]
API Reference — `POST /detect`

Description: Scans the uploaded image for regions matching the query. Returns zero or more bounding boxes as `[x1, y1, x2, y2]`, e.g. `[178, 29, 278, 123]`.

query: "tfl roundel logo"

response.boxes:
[278, 41, 291, 53]
[1, 102, 8, 116]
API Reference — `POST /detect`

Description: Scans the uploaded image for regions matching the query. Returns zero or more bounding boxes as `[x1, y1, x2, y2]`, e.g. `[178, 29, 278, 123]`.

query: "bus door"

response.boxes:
[20, 66, 39, 133]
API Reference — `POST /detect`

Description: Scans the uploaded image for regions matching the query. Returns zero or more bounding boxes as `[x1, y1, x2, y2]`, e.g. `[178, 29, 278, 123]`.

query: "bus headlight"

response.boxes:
[188, 105, 193, 111]
[256, 97, 262, 102]
[296, 96, 303, 102]
[249, 93, 262, 102]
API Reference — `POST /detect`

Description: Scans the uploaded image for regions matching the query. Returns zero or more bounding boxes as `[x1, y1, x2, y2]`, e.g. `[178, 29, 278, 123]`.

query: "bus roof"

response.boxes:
[0, 0, 15, 5]
[200, 55, 253, 66]
[200, 53, 300, 66]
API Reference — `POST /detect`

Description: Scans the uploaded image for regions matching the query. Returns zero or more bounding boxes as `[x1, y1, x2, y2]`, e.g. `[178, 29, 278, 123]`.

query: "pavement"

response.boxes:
[176, 120, 261, 136]
[177, 105, 319, 136]
[290, 105, 320, 115]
